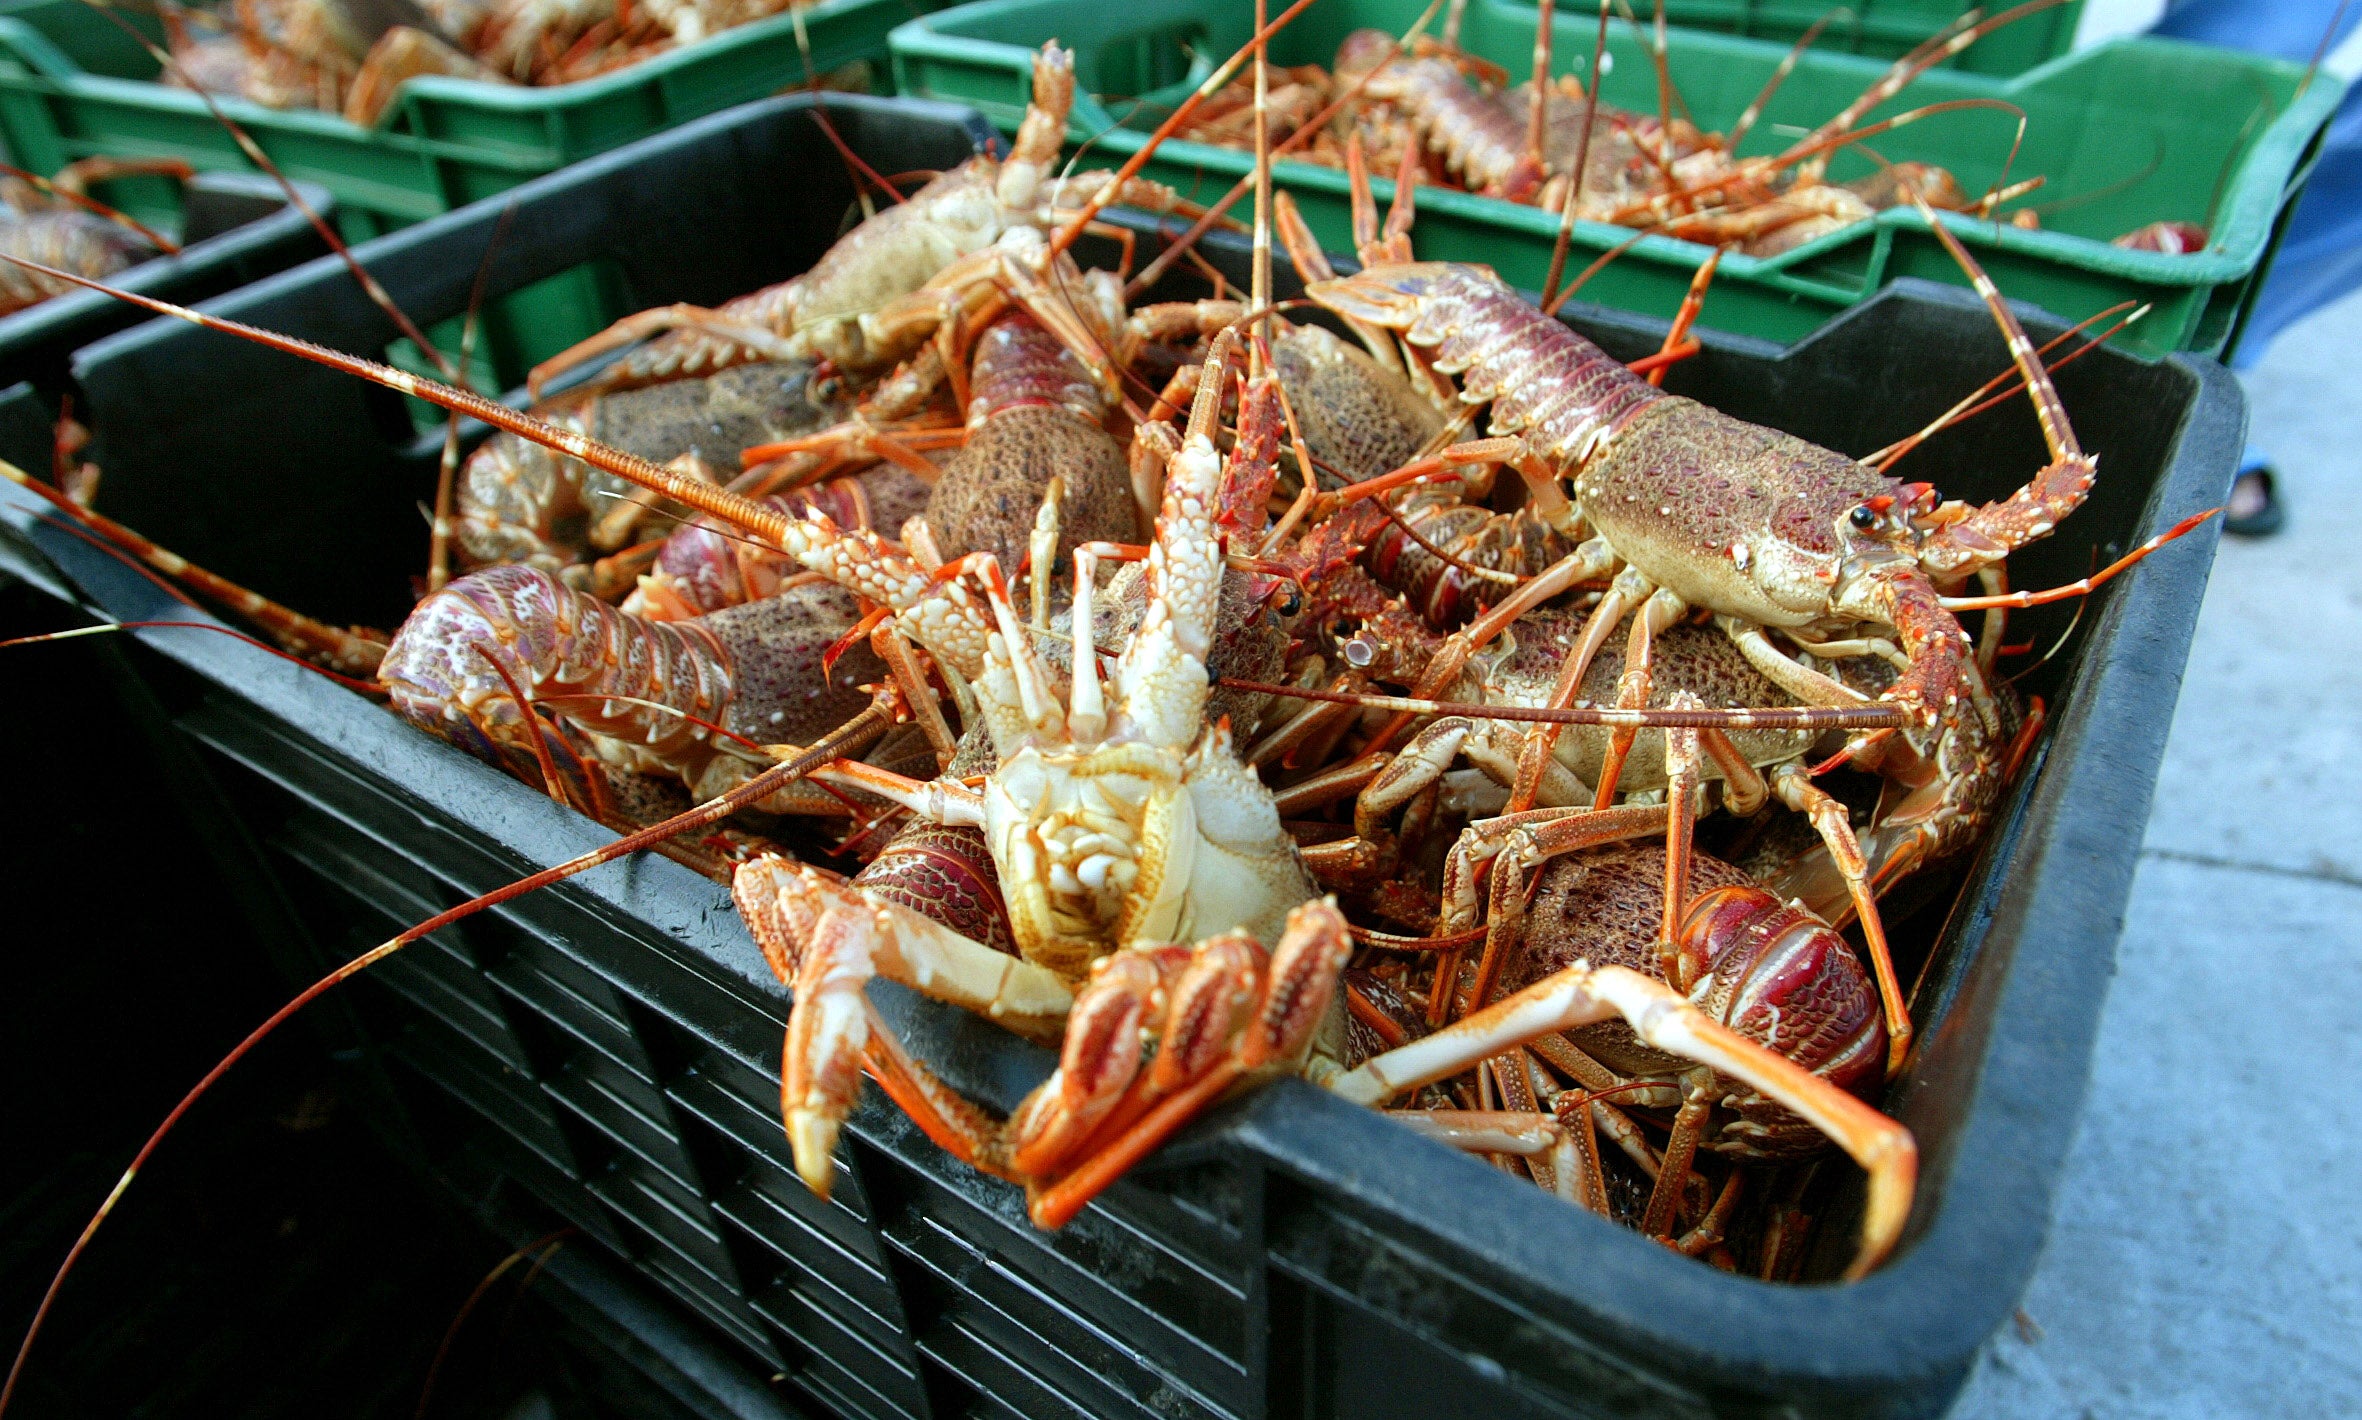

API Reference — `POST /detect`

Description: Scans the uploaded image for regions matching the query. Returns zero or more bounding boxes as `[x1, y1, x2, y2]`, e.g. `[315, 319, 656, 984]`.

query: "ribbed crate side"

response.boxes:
[890, 0, 2338, 356]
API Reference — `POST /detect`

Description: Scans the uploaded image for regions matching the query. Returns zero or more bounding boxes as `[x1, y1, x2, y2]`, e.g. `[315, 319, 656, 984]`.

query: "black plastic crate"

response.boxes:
[0, 92, 2241, 1419]
[0, 170, 332, 421]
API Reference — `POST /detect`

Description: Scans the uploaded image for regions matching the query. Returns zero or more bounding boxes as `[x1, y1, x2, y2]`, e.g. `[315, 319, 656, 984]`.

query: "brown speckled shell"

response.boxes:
[925, 406, 1139, 574]
[1272, 326, 1444, 483]
[1577, 398, 1890, 620]
[1483, 610, 1813, 790]
[1511, 845, 1883, 1159]
[705, 581, 884, 747]
[458, 360, 840, 570]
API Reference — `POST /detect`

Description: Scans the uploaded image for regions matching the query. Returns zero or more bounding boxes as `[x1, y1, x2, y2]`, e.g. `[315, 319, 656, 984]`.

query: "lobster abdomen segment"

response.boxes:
[1680, 884, 1885, 1158]
[1316, 263, 1662, 464]
[382, 564, 733, 769]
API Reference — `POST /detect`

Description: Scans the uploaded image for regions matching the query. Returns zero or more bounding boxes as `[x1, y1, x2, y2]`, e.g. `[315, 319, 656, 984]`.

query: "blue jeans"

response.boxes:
[2152, 0, 2362, 370]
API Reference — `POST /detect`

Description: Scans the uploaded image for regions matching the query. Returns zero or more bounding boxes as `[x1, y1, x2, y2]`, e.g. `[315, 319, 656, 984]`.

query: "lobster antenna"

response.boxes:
[1220, 678, 1904, 731]
[1251, 0, 1273, 369]
[1870, 301, 2144, 470]
[2299, 0, 2357, 97]
[1726, 7, 1850, 153]
[0, 159, 179, 253]
[1608, 97, 2028, 229]
[787, 0, 908, 216]
[1884, 154, 2082, 464]
[414, 1229, 573, 1420]
[0, 612, 384, 692]
[1540, 0, 1612, 309]
[1523, 0, 1555, 195]
[0, 456, 387, 673]
[1124, 0, 1446, 300]
[0, 253, 809, 547]
[80, 0, 463, 382]
[1046, 0, 1323, 261]
[430, 200, 519, 592]
[0, 703, 892, 1416]
[1784, 0, 2072, 184]
[1647, 0, 1676, 171]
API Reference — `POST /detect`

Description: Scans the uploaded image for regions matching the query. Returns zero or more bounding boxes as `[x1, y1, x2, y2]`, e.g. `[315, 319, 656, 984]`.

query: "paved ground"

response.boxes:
[1948, 286, 2362, 1416]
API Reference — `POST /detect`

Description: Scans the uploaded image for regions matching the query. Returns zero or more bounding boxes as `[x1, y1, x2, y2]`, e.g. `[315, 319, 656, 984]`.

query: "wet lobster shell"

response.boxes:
[1510, 845, 1885, 1159]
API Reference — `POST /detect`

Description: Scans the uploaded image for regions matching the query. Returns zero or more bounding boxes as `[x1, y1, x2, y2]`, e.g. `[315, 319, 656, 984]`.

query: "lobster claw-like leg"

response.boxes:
[733, 857, 1073, 1193]
[1021, 899, 1353, 1228]
[1327, 962, 1917, 1279]
[735, 863, 1349, 1221]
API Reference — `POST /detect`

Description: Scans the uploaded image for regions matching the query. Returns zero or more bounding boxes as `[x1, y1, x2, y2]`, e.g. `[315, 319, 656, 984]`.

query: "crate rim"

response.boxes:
[0, 0, 906, 134]
[1494, 0, 2091, 73]
[0, 89, 2246, 1407]
[887, 1, 2347, 308]
[0, 173, 333, 361]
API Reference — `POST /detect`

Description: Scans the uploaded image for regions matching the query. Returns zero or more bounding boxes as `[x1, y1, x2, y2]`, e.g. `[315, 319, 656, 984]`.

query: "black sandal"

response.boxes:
[2224, 464, 2284, 538]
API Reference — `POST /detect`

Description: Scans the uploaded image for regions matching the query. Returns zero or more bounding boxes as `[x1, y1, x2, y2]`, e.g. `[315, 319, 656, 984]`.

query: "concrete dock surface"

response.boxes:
[1950, 285, 2362, 1417]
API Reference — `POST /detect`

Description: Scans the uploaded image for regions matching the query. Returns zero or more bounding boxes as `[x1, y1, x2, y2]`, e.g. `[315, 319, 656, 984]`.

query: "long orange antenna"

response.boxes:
[0, 703, 893, 1415]
[0, 160, 179, 253]
[1726, 9, 1845, 153]
[1939, 509, 2221, 611]
[430, 201, 519, 592]
[0, 253, 801, 546]
[1046, 0, 1322, 260]
[1219, 678, 1903, 730]
[1868, 301, 2144, 470]
[1541, 0, 1612, 310]
[1783, 0, 2071, 183]
[82, 2, 461, 382]
[0, 456, 387, 674]
[1125, 0, 1447, 301]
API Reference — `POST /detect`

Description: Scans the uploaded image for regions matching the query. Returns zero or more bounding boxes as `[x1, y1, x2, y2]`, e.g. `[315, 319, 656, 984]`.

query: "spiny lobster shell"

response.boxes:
[1511, 845, 1884, 1159]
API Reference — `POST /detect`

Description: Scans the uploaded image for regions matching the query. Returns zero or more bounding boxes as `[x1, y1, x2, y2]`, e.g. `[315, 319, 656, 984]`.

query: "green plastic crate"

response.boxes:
[0, 0, 943, 384]
[1558, 0, 2086, 76]
[891, 0, 2341, 358]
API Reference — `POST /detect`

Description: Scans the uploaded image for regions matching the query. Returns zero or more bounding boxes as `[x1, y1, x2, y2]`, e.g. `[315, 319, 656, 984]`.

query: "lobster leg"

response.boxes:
[824, 905, 1351, 1228]
[1302, 715, 1584, 887]
[1329, 961, 1916, 1278]
[1717, 617, 1876, 708]
[1698, 729, 1768, 815]
[1281, 538, 1623, 818]
[1454, 804, 1671, 1015]
[1505, 569, 1645, 813]
[736, 419, 960, 481]
[527, 302, 796, 398]
[870, 623, 957, 769]
[1656, 699, 1704, 993]
[1771, 761, 1912, 1079]
[1391, 1110, 1593, 1208]
[1590, 584, 1685, 810]
[1024, 900, 1352, 1227]
[1244, 670, 1364, 769]
[1639, 1066, 1715, 1242]
[1529, 1034, 1677, 1162]
[733, 858, 1074, 1192]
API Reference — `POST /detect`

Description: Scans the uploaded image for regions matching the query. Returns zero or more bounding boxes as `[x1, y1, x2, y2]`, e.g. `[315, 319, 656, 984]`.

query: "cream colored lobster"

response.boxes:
[524, 43, 1191, 397]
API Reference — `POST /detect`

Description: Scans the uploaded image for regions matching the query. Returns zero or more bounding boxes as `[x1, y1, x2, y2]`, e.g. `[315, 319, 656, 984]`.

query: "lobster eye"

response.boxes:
[1274, 586, 1303, 617]
[1849, 504, 1879, 530]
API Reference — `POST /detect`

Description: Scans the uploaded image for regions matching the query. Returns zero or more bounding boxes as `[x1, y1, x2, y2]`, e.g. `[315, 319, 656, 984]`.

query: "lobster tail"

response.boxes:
[381, 564, 733, 768]
[857, 822, 1020, 958]
[1309, 263, 1662, 469]
[1678, 884, 1886, 1158]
